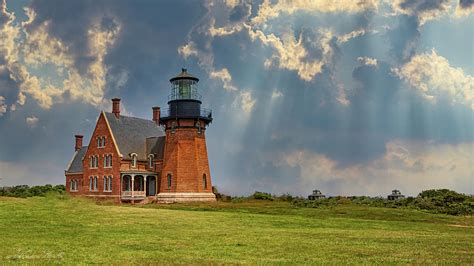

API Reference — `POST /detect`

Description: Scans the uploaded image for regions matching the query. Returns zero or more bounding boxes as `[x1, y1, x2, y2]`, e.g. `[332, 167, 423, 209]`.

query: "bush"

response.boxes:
[0, 184, 65, 198]
[252, 191, 273, 201]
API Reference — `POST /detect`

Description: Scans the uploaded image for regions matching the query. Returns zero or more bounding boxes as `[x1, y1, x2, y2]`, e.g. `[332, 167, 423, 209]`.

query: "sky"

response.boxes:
[0, 0, 473, 197]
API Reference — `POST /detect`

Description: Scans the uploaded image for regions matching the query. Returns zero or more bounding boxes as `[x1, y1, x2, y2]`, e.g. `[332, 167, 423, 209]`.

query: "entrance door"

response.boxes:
[146, 176, 156, 196]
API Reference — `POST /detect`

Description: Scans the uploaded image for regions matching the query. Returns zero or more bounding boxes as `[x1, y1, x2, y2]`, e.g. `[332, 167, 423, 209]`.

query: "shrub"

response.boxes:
[0, 184, 65, 198]
[252, 191, 273, 201]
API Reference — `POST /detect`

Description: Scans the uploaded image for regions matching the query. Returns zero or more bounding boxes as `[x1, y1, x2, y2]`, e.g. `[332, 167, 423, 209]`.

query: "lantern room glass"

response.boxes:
[170, 79, 200, 100]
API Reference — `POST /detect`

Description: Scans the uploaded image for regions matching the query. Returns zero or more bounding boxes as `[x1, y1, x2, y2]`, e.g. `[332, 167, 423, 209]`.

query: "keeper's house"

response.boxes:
[65, 69, 215, 203]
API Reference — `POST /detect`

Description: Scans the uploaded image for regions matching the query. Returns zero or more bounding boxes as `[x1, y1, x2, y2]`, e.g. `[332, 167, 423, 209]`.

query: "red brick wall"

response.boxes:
[65, 173, 83, 194]
[160, 119, 213, 193]
[80, 112, 121, 197]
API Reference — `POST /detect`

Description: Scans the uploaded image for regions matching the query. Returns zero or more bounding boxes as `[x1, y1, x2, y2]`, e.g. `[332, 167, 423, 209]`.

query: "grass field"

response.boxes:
[0, 195, 472, 264]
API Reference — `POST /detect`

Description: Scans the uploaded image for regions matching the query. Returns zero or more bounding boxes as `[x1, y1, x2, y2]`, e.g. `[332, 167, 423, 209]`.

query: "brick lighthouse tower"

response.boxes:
[157, 68, 216, 202]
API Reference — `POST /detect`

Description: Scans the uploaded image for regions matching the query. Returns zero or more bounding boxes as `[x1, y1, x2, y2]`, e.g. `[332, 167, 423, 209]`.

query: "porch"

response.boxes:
[121, 173, 158, 201]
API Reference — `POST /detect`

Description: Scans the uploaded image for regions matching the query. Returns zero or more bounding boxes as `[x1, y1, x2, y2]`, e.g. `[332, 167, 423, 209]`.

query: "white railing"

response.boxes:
[121, 191, 146, 198]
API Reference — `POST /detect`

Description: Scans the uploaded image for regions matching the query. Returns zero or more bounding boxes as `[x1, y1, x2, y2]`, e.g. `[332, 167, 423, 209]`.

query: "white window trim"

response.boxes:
[104, 154, 113, 168]
[108, 176, 113, 192]
[148, 154, 154, 169]
[90, 155, 99, 169]
[97, 136, 106, 148]
[70, 179, 78, 192]
[131, 153, 137, 168]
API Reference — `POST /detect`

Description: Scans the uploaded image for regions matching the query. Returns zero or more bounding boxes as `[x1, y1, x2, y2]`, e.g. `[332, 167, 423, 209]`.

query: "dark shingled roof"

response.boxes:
[169, 68, 199, 82]
[66, 146, 87, 173]
[146, 136, 166, 160]
[104, 112, 165, 160]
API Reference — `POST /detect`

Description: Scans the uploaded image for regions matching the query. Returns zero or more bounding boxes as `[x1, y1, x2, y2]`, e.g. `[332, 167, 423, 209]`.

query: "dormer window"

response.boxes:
[148, 154, 154, 168]
[131, 153, 137, 168]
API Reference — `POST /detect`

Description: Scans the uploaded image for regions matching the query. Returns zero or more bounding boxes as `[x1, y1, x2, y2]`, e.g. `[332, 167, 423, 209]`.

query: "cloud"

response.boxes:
[337, 29, 367, 44]
[455, 0, 474, 17]
[271, 90, 283, 99]
[26, 115, 39, 127]
[389, 0, 452, 25]
[209, 68, 237, 91]
[274, 140, 474, 195]
[393, 50, 474, 109]
[1, 1, 122, 111]
[238, 90, 256, 115]
[250, 27, 334, 81]
[0, 95, 6, 116]
[357, 56, 378, 66]
[251, 0, 378, 25]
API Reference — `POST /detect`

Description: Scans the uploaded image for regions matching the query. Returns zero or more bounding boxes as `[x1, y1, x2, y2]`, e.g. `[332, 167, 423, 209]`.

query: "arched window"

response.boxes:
[148, 154, 154, 168]
[89, 176, 93, 191]
[109, 155, 112, 167]
[108, 176, 113, 191]
[131, 153, 137, 168]
[103, 176, 107, 191]
[203, 174, 207, 189]
[102, 137, 106, 147]
[94, 176, 98, 191]
[167, 174, 172, 189]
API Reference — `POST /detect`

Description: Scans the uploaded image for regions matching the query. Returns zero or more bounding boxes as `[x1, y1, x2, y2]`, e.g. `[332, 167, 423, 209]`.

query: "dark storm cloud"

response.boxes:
[396, 0, 451, 14]
[459, 0, 474, 8]
[387, 15, 420, 62]
[1, 0, 472, 196]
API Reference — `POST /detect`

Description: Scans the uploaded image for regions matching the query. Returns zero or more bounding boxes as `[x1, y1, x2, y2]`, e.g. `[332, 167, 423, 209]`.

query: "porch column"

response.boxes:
[131, 174, 135, 197]
[144, 176, 147, 196]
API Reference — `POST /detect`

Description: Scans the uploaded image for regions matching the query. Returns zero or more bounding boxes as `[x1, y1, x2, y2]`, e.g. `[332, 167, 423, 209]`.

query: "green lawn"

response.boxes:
[0, 196, 472, 264]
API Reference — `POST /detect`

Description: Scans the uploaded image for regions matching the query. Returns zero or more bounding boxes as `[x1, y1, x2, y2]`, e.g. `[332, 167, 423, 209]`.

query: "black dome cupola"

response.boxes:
[160, 68, 212, 126]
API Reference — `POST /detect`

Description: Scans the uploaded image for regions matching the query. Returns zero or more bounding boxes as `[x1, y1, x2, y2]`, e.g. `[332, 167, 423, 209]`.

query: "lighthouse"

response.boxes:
[157, 68, 216, 202]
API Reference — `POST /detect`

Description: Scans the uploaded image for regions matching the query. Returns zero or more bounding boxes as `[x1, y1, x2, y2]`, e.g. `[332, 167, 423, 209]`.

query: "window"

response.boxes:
[104, 154, 112, 168]
[196, 121, 201, 134]
[103, 176, 112, 192]
[94, 176, 98, 191]
[89, 176, 93, 191]
[131, 153, 137, 168]
[203, 174, 207, 189]
[148, 154, 154, 168]
[70, 179, 78, 192]
[167, 174, 172, 189]
[97, 136, 106, 148]
[90, 155, 99, 168]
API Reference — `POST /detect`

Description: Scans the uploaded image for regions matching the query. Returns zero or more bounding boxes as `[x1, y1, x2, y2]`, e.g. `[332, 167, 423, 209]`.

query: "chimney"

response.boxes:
[112, 98, 120, 118]
[152, 106, 160, 124]
[75, 135, 83, 151]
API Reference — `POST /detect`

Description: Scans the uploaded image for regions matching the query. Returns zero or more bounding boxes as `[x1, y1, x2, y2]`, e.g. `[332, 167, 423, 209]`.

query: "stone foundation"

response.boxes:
[155, 192, 216, 203]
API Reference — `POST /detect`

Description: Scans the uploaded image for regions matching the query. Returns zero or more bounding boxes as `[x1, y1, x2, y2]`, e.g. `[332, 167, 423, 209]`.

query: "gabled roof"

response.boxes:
[104, 112, 165, 160]
[66, 146, 87, 173]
